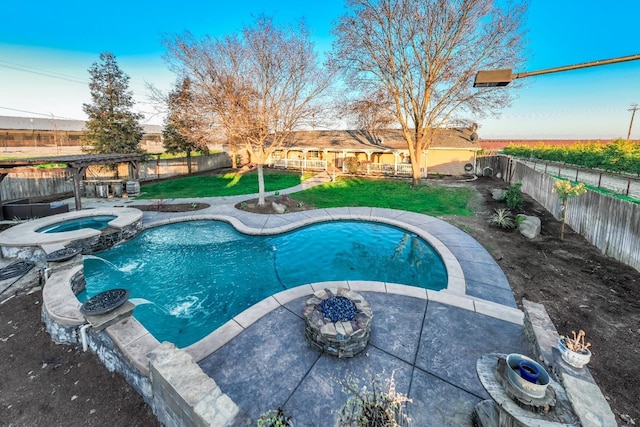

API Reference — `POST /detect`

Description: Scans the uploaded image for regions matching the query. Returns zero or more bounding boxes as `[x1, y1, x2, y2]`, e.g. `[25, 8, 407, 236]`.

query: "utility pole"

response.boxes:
[628, 103, 638, 140]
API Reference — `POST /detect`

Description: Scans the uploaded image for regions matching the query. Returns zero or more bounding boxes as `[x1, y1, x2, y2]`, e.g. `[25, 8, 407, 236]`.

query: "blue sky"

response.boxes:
[1, 0, 639, 139]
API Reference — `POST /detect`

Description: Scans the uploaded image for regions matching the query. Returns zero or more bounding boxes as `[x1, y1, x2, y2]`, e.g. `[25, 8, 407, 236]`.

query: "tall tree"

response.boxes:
[164, 16, 333, 204]
[333, 0, 527, 185]
[82, 52, 144, 154]
[343, 90, 395, 144]
[162, 78, 209, 174]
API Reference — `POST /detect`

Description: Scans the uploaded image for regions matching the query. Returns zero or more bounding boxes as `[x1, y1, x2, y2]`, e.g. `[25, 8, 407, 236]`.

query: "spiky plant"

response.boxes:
[490, 208, 516, 229]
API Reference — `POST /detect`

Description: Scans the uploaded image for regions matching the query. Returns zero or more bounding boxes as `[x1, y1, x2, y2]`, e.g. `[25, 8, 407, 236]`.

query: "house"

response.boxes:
[266, 128, 481, 177]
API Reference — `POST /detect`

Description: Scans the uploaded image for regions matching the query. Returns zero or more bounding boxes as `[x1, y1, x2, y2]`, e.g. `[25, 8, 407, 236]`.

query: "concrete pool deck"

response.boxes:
[70, 190, 531, 426]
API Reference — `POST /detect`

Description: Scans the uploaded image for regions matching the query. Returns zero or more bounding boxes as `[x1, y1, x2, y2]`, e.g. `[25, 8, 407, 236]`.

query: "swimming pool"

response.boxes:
[36, 215, 117, 233]
[81, 220, 447, 347]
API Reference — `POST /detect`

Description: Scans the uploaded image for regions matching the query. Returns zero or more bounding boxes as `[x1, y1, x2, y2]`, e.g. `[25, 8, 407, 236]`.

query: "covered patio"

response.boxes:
[0, 153, 143, 218]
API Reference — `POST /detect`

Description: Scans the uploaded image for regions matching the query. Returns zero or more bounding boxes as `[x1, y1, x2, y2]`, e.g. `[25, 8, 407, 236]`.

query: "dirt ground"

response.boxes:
[1, 176, 638, 426]
[447, 177, 640, 426]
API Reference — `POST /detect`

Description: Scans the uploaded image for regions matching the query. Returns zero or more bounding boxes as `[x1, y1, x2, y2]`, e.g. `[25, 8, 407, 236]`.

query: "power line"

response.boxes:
[0, 57, 164, 122]
[0, 58, 158, 100]
[501, 107, 625, 119]
[0, 60, 88, 85]
[0, 106, 82, 121]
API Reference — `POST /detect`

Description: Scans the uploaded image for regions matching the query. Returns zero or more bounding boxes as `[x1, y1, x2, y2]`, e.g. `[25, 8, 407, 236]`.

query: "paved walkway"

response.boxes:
[73, 180, 529, 426]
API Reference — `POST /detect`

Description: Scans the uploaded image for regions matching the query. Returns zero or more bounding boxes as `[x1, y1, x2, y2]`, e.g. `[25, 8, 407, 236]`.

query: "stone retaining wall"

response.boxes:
[148, 343, 252, 427]
[522, 299, 616, 427]
[41, 261, 250, 427]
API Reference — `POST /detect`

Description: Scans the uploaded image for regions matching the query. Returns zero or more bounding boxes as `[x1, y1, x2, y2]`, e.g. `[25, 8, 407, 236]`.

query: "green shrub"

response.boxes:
[257, 407, 292, 427]
[504, 182, 523, 210]
[344, 157, 360, 174]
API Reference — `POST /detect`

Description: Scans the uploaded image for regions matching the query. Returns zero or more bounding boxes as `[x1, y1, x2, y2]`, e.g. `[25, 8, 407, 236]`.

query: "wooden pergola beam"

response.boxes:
[0, 153, 144, 213]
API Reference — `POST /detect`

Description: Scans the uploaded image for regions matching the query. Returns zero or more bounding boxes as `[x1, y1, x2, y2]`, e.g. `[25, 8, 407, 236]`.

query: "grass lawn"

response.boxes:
[138, 169, 305, 199]
[295, 177, 474, 216]
[139, 171, 475, 217]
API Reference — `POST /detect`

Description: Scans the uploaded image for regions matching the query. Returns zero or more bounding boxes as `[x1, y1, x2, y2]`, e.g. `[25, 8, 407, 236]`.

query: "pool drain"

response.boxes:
[80, 288, 130, 316]
[0, 261, 35, 281]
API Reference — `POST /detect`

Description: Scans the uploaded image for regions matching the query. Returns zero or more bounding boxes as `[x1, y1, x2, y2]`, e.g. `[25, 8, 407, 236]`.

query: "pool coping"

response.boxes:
[134, 207, 523, 361]
[37, 204, 526, 426]
[184, 280, 524, 363]
[141, 209, 466, 295]
[40, 206, 524, 369]
[0, 207, 143, 253]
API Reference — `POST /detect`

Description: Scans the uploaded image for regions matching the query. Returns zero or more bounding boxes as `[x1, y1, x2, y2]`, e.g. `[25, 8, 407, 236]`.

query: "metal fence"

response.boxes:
[518, 159, 640, 200]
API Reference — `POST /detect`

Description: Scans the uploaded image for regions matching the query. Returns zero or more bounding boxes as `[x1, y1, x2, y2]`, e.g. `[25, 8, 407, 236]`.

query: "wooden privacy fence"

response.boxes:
[475, 156, 511, 178]
[1, 168, 73, 201]
[506, 158, 640, 272]
[91, 152, 232, 181]
[1, 152, 231, 201]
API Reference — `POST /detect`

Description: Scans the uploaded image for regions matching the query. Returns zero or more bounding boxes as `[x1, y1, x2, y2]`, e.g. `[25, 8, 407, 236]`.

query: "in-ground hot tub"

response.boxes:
[0, 208, 143, 260]
[37, 215, 117, 234]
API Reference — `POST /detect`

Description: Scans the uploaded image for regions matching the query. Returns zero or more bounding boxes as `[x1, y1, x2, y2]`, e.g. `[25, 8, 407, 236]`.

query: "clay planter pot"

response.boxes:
[558, 337, 591, 368]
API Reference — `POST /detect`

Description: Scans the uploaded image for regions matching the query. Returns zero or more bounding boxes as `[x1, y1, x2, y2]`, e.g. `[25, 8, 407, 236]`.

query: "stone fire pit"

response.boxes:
[303, 288, 372, 358]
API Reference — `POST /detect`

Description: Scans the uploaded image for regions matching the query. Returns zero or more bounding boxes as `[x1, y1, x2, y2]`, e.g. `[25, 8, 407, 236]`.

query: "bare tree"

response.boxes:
[49, 114, 68, 155]
[343, 90, 396, 144]
[332, 0, 527, 185]
[164, 16, 333, 204]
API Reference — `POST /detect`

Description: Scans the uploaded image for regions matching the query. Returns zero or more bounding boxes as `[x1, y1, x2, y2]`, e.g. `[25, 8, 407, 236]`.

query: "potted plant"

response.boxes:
[558, 329, 591, 368]
[256, 407, 293, 427]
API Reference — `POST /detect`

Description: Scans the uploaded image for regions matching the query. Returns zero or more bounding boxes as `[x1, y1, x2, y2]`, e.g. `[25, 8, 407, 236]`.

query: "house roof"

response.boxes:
[282, 128, 480, 151]
[0, 115, 162, 134]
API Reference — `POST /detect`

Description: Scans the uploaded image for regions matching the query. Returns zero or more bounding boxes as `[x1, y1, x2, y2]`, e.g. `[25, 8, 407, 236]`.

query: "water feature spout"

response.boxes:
[83, 255, 121, 271]
[129, 298, 153, 306]
[129, 298, 171, 314]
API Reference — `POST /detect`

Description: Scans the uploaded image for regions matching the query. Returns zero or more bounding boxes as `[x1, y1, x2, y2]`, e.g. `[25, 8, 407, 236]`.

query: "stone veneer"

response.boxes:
[0, 207, 143, 260]
[303, 287, 372, 358]
[41, 261, 251, 427]
[522, 299, 616, 427]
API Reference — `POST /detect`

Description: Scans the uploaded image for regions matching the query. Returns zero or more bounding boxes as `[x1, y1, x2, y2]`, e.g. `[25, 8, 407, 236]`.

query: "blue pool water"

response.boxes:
[37, 215, 116, 233]
[81, 220, 447, 347]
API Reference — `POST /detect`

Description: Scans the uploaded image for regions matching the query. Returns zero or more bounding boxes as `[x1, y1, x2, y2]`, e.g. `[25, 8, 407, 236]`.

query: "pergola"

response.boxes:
[0, 153, 143, 218]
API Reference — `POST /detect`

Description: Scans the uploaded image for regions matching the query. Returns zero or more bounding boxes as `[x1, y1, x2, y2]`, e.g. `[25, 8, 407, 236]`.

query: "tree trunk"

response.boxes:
[560, 199, 568, 240]
[257, 163, 266, 205]
[410, 149, 423, 187]
[231, 147, 237, 169]
[186, 149, 192, 174]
